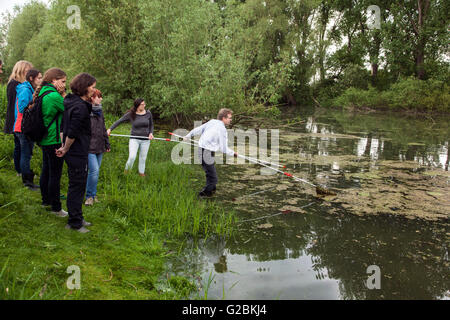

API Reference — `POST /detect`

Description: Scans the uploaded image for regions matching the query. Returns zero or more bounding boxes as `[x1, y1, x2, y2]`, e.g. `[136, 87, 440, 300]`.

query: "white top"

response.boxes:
[186, 119, 235, 156]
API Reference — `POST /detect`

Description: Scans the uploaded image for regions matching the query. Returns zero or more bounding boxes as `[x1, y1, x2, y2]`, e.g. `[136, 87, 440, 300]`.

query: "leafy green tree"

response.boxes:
[1, 0, 448, 116]
[3, 1, 47, 69]
[383, 0, 449, 80]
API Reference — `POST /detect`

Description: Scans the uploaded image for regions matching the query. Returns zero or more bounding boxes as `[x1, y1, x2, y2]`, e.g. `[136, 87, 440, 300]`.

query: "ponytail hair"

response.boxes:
[128, 98, 144, 121]
[33, 67, 66, 103]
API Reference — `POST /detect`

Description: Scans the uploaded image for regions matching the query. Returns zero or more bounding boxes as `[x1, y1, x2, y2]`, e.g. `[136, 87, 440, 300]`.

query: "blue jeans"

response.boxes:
[86, 153, 103, 199]
[15, 132, 34, 175]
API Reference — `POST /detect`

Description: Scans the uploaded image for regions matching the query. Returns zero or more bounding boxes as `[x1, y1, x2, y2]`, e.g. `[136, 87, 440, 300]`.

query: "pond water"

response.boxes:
[166, 108, 449, 300]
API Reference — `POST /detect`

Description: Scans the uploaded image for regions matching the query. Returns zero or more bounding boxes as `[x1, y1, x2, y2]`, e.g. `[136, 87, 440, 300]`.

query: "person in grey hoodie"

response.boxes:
[107, 98, 154, 176]
[85, 89, 110, 206]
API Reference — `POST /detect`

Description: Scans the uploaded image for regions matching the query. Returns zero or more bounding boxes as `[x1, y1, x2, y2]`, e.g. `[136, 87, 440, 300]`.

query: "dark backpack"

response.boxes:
[21, 90, 58, 143]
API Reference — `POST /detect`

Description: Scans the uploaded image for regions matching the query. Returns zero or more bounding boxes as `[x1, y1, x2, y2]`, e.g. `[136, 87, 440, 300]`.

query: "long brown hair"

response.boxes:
[128, 98, 145, 121]
[25, 69, 41, 89]
[32, 68, 67, 103]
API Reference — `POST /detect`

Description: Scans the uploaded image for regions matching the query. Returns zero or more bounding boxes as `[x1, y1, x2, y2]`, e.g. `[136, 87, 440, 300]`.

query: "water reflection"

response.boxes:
[171, 208, 449, 300]
[168, 111, 450, 300]
[303, 116, 449, 171]
[356, 138, 368, 157]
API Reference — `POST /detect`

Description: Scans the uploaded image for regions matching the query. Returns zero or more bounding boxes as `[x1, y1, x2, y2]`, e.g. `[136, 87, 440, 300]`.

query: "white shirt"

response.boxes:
[186, 119, 235, 156]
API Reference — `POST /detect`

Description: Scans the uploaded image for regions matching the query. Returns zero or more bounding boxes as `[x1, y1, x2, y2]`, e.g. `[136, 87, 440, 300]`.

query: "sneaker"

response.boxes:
[139, 173, 146, 177]
[94, 196, 100, 203]
[85, 197, 94, 206]
[22, 173, 39, 191]
[198, 190, 213, 198]
[82, 219, 92, 227]
[52, 209, 68, 217]
[65, 224, 90, 233]
[25, 184, 40, 191]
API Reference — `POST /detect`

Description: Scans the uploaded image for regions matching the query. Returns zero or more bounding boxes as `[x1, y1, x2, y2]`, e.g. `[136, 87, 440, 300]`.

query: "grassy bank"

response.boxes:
[0, 109, 235, 299]
[330, 78, 450, 114]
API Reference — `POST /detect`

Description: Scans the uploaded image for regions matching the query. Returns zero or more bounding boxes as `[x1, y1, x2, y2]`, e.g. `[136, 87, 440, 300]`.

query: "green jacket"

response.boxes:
[39, 85, 64, 146]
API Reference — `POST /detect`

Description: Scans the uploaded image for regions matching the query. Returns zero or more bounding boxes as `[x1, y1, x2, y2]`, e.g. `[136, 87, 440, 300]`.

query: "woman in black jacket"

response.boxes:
[85, 89, 110, 206]
[3, 60, 33, 175]
[56, 73, 97, 233]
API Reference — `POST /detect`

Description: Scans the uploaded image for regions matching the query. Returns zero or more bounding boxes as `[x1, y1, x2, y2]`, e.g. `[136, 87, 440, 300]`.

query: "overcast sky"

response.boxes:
[0, 0, 50, 23]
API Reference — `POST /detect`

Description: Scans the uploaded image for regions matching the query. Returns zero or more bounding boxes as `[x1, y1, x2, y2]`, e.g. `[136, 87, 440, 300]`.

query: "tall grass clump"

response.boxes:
[332, 78, 450, 114]
[101, 124, 235, 237]
[0, 85, 7, 128]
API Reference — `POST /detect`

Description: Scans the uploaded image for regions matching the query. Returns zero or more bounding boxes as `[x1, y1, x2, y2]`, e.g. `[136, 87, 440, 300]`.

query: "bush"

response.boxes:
[332, 86, 387, 110]
[332, 78, 450, 113]
[340, 64, 370, 90]
[386, 78, 450, 113]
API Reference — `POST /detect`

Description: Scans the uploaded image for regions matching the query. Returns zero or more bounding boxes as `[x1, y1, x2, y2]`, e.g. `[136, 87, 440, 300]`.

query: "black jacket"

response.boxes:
[62, 94, 92, 158]
[3, 80, 20, 134]
[89, 109, 110, 154]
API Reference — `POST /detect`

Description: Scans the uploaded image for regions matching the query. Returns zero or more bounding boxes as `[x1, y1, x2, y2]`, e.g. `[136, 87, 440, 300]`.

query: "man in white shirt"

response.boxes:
[185, 108, 238, 198]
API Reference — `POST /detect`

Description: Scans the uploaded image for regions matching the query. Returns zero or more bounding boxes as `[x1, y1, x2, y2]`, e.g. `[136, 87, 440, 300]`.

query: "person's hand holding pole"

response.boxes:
[107, 129, 111, 136]
[149, 133, 154, 140]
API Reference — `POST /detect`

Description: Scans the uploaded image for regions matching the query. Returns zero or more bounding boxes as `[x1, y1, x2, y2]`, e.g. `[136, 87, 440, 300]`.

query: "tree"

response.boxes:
[3, 1, 47, 69]
[384, 0, 449, 80]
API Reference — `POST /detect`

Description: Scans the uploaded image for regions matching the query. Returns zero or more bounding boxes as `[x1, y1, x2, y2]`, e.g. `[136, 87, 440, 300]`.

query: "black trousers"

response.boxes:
[13, 134, 21, 174]
[199, 148, 217, 194]
[40, 144, 63, 212]
[65, 155, 88, 229]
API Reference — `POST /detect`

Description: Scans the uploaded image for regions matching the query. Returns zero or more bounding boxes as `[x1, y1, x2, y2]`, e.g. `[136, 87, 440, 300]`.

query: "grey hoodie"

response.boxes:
[110, 110, 154, 139]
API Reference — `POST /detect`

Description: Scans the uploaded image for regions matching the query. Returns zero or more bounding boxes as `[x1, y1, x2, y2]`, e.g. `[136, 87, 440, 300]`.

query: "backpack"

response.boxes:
[21, 90, 58, 143]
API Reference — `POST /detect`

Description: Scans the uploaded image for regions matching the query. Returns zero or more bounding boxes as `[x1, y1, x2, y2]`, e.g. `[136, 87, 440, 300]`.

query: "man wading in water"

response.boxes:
[184, 108, 237, 198]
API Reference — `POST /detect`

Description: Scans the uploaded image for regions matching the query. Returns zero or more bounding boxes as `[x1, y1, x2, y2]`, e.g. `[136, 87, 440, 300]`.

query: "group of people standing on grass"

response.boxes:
[3, 59, 238, 233]
[3, 60, 155, 233]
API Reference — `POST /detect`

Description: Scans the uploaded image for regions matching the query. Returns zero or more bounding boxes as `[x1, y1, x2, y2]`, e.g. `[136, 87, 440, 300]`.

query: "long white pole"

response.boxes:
[168, 132, 285, 168]
[109, 133, 193, 146]
[168, 132, 316, 187]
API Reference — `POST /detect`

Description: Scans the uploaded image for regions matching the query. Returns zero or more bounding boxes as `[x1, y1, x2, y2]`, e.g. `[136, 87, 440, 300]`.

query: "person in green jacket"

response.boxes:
[34, 68, 68, 217]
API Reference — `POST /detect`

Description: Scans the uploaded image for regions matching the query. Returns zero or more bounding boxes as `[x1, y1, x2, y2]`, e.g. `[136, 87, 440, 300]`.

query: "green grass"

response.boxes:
[0, 85, 6, 117]
[0, 110, 235, 299]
